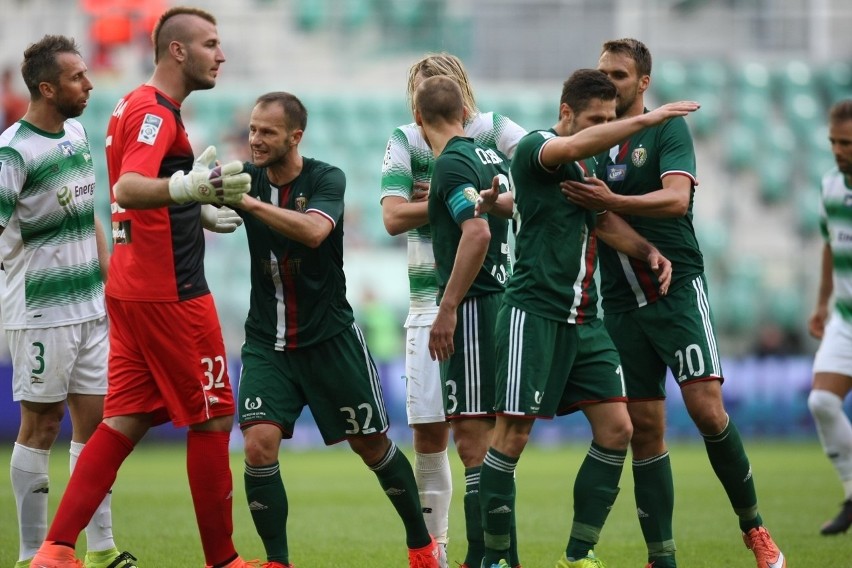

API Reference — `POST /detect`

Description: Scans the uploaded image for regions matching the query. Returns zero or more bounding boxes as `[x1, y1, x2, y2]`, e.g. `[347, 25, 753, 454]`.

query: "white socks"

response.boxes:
[71, 440, 115, 552]
[415, 449, 452, 544]
[11, 443, 50, 561]
[808, 389, 852, 499]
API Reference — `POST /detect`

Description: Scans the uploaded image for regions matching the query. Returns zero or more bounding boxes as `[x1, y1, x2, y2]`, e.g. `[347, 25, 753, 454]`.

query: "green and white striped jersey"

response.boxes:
[380, 111, 525, 323]
[819, 167, 852, 322]
[0, 119, 104, 329]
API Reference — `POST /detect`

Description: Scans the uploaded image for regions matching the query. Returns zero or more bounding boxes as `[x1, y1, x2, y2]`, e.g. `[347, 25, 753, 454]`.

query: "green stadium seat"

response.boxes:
[714, 276, 760, 333]
[689, 59, 729, 93]
[342, 0, 372, 30]
[386, 0, 424, 27]
[820, 61, 852, 101]
[781, 60, 814, 94]
[764, 285, 805, 332]
[687, 91, 722, 138]
[654, 60, 688, 102]
[786, 91, 822, 137]
[735, 61, 772, 94]
[295, 0, 328, 31]
[794, 186, 822, 235]
[758, 154, 794, 204]
[733, 89, 772, 134]
[695, 218, 729, 266]
[722, 123, 758, 172]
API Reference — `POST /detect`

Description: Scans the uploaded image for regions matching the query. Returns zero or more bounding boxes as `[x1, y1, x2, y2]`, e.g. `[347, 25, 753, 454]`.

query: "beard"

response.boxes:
[55, 97, 84, 119]
[615, 85, 639, 117]
[184, 58, 217, 92]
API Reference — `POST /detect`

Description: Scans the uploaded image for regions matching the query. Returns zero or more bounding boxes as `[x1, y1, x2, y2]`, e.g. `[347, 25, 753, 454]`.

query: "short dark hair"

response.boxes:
[560, 69, 617, 115]
[255, 91, 308, 131]
[151, 6, 217, 64]
[601, 38, 652, 77]
[21, 35, 80, 98]
[829, 99, 852, 124]
[414, 75, 464, 126]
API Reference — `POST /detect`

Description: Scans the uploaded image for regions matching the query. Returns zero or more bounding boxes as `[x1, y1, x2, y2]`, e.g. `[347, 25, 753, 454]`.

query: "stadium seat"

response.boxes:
[342, 0, 372, 30]
[687, 91, 722, 138]
[689, 59, 729, 94]
[714, 276, 760, 333]
[758, 153, 794, 204]
[653, 59, 688, 102]
[722, 123, 758, 172]
[819, 61, 852, 101]
[794, 186, 822, 236]
[786, 91, 822, 137]
[295, 0, 328, 31]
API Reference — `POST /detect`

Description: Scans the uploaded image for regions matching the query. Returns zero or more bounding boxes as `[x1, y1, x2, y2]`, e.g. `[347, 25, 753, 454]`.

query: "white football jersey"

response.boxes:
[380, 111, 525, 321]
[0, 119, 104, 329]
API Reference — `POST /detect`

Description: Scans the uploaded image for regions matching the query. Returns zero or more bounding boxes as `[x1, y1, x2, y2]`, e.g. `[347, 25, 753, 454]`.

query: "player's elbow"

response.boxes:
[304, 231, 326, 249]
[383, 213, 406, 236]
[669, 199, 690, 217]
[113, 183, 132, 209]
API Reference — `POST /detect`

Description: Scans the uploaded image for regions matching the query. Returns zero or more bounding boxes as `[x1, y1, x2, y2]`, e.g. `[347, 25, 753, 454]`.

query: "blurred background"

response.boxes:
[0, 0, 850, 444]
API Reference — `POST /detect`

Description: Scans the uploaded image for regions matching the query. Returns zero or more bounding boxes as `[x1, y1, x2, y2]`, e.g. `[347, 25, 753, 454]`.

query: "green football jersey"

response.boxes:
[240, 158, 354, 350]
[428, 136, 511, 301]
[505, 129, 600, 324]
[819, 168, 852, 322]
[593, 113, 703, 313]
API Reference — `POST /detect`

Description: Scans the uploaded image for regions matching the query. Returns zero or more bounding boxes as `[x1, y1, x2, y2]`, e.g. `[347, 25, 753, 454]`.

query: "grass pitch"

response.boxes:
[0, 439, 846, 567]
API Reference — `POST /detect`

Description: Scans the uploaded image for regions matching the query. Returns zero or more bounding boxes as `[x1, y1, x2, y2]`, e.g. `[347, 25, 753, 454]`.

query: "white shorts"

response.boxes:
[404, 320, 445, 425]
[8, 317, 108, 403]
[813, 315, 852, 376]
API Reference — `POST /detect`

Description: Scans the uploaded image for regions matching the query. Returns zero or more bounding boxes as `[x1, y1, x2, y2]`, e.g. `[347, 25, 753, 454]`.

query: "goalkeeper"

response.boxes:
[32, 6, 258, 568]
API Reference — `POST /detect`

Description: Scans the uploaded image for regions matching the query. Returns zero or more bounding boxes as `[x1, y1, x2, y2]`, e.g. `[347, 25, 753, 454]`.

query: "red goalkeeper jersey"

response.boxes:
[105, 84, 208, 302]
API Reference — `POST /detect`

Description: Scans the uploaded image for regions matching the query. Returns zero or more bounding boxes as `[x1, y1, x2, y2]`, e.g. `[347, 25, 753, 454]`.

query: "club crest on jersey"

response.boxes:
[631, 147, 647, 167]
[844, 194, 852, 207]
[137, 114, 163, 145]
[295, 195, 307, 213]
[58, 141, 74, 157]
[463, 187, 479, 203]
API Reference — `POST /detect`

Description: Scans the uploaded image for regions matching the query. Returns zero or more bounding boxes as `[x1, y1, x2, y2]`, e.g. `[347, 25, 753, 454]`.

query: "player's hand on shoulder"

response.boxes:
[169, 145, 251, 205]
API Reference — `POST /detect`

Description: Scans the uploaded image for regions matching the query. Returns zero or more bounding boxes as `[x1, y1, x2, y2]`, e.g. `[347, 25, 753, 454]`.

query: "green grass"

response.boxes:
[0, 439, 846, 567]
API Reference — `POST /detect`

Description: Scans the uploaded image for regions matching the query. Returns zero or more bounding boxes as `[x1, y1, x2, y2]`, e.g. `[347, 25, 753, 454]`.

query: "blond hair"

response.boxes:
[406, 52, 478, 118]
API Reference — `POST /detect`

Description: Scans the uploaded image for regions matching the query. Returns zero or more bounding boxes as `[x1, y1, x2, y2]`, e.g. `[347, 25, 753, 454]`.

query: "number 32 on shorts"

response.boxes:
[201, 356, 226, 390]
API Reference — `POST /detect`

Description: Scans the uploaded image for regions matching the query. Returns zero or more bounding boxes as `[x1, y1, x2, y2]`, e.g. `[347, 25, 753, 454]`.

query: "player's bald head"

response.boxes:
[151, 6, 217, 64]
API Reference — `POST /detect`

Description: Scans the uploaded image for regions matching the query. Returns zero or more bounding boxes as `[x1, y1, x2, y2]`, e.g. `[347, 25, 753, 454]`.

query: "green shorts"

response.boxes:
[605, 275, 724, 400]
[238, 324, 389, 444]
[441, 293, 500, 418]
[494, 303, 626, 417]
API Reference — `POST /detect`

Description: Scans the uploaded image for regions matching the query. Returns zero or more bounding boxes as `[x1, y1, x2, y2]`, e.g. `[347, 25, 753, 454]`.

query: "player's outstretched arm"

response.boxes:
[114, 146, 251, 209]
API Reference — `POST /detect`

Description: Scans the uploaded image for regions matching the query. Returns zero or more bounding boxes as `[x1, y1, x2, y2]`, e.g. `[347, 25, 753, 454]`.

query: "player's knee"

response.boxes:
[243, 428, 281, 465]
[808, 388, 843, 421]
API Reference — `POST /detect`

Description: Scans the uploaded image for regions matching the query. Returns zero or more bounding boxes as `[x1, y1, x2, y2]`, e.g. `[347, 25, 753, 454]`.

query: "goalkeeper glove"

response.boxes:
[200, 204, 243, 233]
[169, 145, 251, 204]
